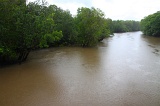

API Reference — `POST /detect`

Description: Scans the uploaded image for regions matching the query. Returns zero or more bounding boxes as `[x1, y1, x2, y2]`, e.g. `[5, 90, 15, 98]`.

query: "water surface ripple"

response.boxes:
[0, 31, 160, 106]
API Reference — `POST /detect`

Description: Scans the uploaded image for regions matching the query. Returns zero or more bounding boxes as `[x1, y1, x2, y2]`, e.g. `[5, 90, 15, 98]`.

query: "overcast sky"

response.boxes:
[27, 0, 160, 21]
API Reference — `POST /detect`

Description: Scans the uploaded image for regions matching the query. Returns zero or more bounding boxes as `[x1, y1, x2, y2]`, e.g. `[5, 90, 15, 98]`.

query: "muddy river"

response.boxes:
[0, 31, 160, 106]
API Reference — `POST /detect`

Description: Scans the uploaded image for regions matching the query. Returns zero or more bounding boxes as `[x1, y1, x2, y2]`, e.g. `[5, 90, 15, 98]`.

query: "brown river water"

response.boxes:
[0, 31, 160, 106]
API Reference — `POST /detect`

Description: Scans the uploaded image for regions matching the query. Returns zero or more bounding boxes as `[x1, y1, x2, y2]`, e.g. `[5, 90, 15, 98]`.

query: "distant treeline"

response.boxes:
[140, 11, 160, 37]
[112, 20, 140, 33]
[0, 0, 140, 65]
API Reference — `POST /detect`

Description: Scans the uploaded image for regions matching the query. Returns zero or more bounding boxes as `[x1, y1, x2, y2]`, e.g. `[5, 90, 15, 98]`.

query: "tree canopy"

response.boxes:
[112, 20, 140, 33]
[0, 0, 62, 64]
[75, 7, 110, 46]
[140, 11, 160, 37]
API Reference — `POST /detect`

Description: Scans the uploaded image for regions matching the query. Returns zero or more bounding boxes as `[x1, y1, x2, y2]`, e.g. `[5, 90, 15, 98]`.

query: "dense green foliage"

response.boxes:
[112, 20, 140, 33]
[48, 5, 78, 45]
[0, 0, 140, 65]
[140, 11, 160, 37]
[75, 7, 110, 46]
[0, 0, 62, 64]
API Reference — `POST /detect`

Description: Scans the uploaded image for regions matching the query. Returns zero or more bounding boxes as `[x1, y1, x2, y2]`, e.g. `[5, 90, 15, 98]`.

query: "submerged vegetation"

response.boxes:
[0, 0, 140, 65]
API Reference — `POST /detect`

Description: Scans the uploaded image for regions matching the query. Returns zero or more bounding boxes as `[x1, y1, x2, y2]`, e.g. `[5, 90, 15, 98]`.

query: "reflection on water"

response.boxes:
[0, 31, 160, 106]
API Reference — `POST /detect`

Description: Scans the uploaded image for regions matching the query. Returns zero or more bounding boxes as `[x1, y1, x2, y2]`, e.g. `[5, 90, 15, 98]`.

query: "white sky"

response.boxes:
[27, 0, 160, 21]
